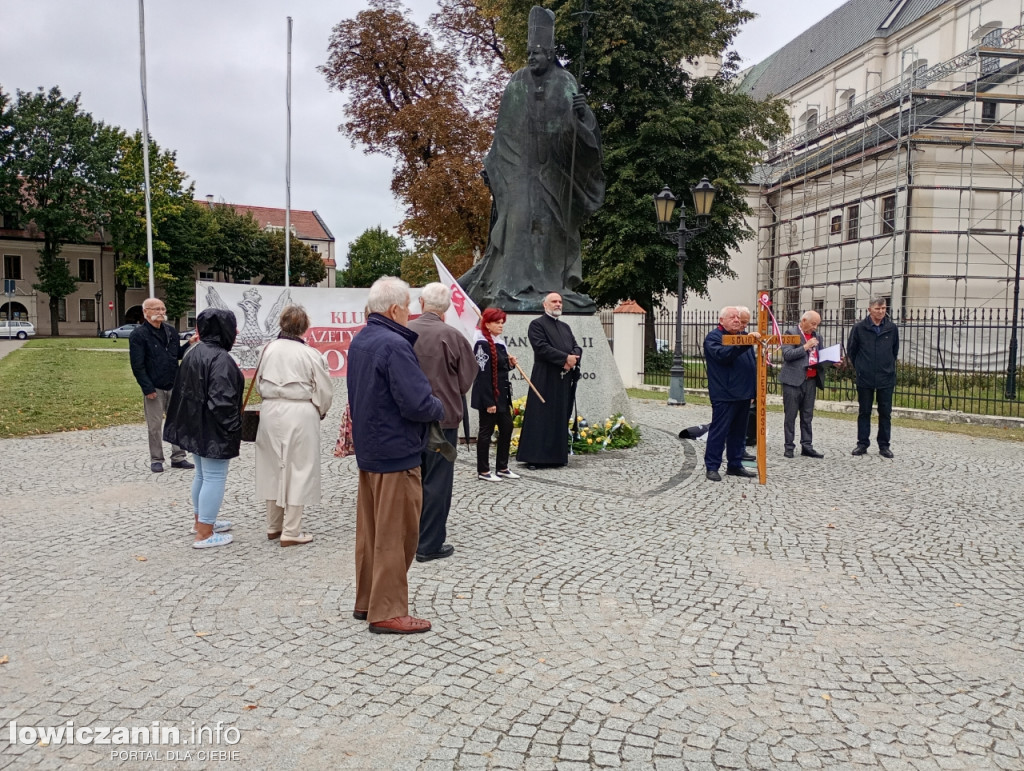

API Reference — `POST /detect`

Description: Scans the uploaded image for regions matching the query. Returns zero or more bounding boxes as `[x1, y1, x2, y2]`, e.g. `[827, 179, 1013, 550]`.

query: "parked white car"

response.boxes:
[0, 320, 35, 339]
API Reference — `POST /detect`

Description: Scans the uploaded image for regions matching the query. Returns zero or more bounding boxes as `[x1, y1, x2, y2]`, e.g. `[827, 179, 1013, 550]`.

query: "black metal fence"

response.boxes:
[642, 307, 1024, 418]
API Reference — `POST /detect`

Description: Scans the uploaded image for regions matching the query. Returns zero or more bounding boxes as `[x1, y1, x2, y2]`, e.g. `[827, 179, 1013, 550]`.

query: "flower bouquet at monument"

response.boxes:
[571, 414, 639, 454]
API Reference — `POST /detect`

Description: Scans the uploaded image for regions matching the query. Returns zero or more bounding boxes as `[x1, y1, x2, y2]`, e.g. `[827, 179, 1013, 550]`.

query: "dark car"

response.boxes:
[100, 323, 141, 339]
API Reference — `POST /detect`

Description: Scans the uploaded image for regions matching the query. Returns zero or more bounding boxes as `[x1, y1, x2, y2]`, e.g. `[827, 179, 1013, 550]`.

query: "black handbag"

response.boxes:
[240, 345, 270, 442]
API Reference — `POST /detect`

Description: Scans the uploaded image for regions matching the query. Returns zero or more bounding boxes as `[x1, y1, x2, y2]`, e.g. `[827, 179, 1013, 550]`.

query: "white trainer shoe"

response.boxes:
[190, 520, 233, 534]
[496, 469, 521, 479]
[193, 533, 233, 549]
[477, 471, 501, 482]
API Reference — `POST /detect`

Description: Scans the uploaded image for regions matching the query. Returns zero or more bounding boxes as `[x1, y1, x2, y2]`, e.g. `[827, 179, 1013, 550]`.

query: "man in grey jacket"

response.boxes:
[408, 283, 476, 562]
[780, 310, 833, 458]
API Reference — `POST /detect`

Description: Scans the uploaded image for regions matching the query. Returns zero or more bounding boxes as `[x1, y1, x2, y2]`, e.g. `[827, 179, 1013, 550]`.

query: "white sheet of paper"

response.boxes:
[817, 343, 842, 363]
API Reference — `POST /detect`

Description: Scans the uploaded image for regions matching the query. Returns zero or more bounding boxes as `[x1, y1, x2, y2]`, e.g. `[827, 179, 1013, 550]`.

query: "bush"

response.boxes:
[644, 348, 674, 374]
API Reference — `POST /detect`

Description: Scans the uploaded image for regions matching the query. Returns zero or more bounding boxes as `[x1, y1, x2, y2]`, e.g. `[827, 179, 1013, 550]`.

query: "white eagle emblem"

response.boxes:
[205, 285, 292, 368]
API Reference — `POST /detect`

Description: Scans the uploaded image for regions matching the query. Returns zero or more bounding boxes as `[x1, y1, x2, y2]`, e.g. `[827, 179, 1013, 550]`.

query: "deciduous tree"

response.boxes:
[319, 0, 493, 273]
[258, 230, 327, 287]
[340, 226, 407, 288]
[9, 87, 120, 335]
[0, 88, 19, 220]
[205, 203, 266, 282]
[105, 131, 194, 320]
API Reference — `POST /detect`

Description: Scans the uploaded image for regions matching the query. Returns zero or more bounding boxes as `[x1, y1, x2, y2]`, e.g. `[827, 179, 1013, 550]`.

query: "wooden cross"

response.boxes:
[722, 290, 801, 485]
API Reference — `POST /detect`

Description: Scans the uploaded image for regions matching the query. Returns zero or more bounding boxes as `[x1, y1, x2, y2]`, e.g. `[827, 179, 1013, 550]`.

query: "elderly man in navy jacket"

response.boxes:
[703, 306, 760, 481]
[347, 277, 444, 635]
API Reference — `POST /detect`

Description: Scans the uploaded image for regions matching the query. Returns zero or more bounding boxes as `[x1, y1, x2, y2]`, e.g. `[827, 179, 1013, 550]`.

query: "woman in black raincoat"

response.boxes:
[164, 307, 244, 548]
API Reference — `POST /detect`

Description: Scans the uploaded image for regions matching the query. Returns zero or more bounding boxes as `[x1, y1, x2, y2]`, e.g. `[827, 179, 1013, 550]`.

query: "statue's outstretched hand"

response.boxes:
[572, 93, 587, 119]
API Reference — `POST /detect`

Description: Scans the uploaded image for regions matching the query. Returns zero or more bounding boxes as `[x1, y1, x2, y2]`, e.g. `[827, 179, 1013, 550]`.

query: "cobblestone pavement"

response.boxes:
[2, 398, 1023, 770]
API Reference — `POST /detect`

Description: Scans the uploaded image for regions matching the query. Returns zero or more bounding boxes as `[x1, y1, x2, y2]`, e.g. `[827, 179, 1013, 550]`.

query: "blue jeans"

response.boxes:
[191, 455, 230, 525]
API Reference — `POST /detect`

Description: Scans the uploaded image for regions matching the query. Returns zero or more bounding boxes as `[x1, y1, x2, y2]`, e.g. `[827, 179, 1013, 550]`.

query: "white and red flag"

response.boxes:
[433, 254, 480, 341]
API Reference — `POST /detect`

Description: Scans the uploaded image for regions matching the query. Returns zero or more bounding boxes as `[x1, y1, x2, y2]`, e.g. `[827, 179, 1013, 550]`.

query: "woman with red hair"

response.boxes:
[471, 307, 520, 481]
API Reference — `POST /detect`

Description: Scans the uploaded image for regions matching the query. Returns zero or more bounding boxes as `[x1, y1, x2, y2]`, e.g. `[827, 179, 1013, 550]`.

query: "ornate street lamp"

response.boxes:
[94, 290, 103, 337]
[654, 176, 717, 405]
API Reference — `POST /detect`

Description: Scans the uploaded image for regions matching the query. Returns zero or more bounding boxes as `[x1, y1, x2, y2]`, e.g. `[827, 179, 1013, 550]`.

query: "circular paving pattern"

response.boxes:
[1, 398, 1023, 769]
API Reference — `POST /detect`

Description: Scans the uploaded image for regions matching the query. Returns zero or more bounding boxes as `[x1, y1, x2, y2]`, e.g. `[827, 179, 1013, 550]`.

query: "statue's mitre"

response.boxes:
[527, 6, 555, 49]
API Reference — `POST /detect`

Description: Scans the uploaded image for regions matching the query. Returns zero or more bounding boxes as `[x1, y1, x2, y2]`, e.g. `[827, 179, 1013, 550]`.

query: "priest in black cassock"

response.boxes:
[516, 293, 582, 468]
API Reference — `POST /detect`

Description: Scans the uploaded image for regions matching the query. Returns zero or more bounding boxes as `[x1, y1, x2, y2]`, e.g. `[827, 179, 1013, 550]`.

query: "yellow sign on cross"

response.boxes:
[722, 290, 801, 485]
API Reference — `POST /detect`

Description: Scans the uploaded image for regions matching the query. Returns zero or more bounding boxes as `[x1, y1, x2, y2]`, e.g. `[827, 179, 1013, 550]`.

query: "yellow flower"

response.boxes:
[587, 438, 593, 444]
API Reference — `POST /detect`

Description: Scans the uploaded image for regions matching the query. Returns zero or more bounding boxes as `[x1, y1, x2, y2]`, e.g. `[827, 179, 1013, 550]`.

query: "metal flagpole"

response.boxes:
[284, 16, 292, 288]
[563, 0, 595, 284]
[138, 0, 155, 297]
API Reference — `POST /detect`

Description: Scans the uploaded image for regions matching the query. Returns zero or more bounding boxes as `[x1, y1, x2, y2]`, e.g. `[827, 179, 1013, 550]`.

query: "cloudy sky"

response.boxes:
[0, 0, 846, 263]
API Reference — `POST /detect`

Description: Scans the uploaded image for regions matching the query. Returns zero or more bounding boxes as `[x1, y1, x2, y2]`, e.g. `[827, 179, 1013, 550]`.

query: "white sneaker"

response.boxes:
[193, 533, 233, 549]
[190, 520, 232, 534]
[496, 469, 521, 479]
[477, 471, 501, 482]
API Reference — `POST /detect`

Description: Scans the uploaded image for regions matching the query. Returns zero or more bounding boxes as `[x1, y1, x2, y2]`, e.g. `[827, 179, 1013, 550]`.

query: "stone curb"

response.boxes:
[637, 384, 1024, 429]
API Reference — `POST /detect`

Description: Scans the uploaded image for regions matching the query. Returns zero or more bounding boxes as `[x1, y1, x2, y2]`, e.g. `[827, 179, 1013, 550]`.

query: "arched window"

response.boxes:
[0, 301, 28, 320]
[800, 108, 818, 133]
[905, 58, 929, 82]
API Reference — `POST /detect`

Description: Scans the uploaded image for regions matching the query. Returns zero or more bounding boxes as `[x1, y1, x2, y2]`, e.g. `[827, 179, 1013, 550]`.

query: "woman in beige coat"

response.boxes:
[255, 306, 333, 546]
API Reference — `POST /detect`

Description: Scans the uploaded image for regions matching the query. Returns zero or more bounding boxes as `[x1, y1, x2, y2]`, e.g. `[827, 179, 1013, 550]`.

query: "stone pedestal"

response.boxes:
[500, 313, 632, 425]
[329, 314, 632, 442]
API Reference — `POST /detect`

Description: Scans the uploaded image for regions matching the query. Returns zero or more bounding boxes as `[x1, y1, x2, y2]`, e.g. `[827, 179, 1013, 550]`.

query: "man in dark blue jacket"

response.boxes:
[129, 297, 193, 473]
[846, 297, 900, 458]
[347, 277, 444, 635]
[703, 306, 759, 481]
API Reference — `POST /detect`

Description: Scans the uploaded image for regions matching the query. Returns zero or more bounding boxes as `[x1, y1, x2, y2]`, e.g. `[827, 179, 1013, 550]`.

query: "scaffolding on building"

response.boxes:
[754, 15, 1024, 351]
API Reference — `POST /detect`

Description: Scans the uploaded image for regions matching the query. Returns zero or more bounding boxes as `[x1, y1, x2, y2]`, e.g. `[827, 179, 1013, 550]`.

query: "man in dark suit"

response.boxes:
[779, 310, 835, 458]
[703, 306, 759, 481]
[516, 292, 582, 468]
[846, 297, 900, 458]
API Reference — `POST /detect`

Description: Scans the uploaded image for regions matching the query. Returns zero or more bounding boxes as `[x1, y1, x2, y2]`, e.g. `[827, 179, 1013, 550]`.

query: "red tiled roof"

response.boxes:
[614, 300, 646, 314]
[197, 200, 333, 242]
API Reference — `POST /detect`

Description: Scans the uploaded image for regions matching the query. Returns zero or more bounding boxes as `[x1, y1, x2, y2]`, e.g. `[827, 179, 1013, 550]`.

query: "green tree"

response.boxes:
[0, 88, 19, 219]
[105, 131, 194, 321]
[258, 230, 327, 287]
[205, 203, 265, 282]
[340, 226, 407, 287]
[160, 199, 215, 325]
[9, 87, 121, 335]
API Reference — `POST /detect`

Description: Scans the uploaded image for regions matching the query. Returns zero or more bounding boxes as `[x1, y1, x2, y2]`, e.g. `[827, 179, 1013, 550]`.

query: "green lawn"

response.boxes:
[0, 339, 142, 438]
[627, 387, 1024, 443]
[0, 338, 262, 439]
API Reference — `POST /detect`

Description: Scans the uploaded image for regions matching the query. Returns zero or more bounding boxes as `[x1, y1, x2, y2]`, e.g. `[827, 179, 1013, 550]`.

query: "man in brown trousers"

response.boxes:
[346, 277, 444, 634]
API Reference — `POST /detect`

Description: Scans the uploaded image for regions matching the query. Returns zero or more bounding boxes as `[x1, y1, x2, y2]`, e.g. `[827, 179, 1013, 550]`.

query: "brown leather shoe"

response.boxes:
[280, 533, 313, 547]
[352, 610, 368, 621]
[267, 531, 282, 540]
[368, 615, 431, 634]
